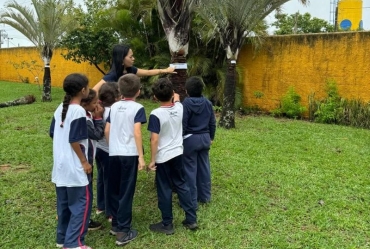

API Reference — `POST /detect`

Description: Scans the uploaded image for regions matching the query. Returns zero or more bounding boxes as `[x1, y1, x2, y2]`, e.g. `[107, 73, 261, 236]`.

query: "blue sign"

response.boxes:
[340, 19, 352, 30]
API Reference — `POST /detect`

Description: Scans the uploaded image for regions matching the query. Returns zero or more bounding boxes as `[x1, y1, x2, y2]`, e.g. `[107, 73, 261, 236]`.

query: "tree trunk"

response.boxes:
[157, 0, 194, 101]
[42, 65, 52, 102]
[219, 60, 236, 129]
[170, 55, 187, 101]
[42, 46, 53, 102]
[0, 95, 36, 108]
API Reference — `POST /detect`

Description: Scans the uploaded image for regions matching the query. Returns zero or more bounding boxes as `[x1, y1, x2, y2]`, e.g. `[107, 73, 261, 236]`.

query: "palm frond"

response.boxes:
[1, 0, 74, 52]
[1, 1, 40, 46]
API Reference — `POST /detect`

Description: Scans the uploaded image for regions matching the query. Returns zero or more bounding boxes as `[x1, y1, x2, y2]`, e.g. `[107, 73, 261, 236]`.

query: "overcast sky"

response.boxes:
[1, 0, 370, 48]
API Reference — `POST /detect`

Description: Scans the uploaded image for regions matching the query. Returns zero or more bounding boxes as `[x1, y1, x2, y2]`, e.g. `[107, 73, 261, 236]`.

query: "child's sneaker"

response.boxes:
[149, 222, 174, 235]
[182, 220, 198, 230]
[108, 216, 112, 223]
[56, 243, 63, 248]
[115, 230, 138, 246]
[88, 219, 102, 231]
[109, 226, 119, 236]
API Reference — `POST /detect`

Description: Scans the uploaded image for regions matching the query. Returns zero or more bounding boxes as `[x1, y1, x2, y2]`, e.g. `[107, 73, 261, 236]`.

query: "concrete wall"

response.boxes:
[1, 32, 370, 113]
[0, 47, 104, 87]
[238, 31, 370, 111]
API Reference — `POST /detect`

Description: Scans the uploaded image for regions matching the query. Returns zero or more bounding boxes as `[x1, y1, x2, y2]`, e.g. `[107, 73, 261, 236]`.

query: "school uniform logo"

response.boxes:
[169, 111, 178, 117]
[118, 106, 127, 112]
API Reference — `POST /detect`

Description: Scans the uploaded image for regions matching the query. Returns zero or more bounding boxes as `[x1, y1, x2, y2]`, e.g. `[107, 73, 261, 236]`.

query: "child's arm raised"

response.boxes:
[134, 122, 145, 170]
[173, 92, 180, 103]
[71, 142, 92, 174]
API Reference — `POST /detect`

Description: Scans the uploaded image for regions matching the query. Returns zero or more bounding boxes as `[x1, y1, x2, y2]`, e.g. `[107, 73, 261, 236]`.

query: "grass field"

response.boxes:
[0, 81, 369, 249]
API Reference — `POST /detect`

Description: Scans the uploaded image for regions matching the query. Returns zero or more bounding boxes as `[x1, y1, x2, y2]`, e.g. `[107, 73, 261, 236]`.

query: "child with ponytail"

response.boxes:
[49, 73, 93, 249]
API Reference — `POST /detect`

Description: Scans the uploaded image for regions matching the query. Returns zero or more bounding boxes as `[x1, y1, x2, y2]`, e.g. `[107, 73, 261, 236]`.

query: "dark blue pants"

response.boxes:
[56, 185, 91, 248]
[108, 156, 138, 232]
[155, 155, 197, 226]
[95, 148, 110, 216]
[87, 159, 94, 220]
[183, 133, 212, 209]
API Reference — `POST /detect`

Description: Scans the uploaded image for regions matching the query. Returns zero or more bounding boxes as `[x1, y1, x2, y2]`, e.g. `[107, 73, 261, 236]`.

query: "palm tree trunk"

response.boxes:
[170, 54, 187, 101]
[157, 0, 194, 101]
[42, 65, 52, 102]
[0, 95, 36, 108]
[42, 46, 53, 102]
[219, 60, 236, 129]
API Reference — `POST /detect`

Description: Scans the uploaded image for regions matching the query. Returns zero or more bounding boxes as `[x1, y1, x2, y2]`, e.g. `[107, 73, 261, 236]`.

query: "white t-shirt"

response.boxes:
[147, 102, 183, 163]
[96, 106, 110, 153]
[50, 103, 89, 187]
[107, 100, 147, 156]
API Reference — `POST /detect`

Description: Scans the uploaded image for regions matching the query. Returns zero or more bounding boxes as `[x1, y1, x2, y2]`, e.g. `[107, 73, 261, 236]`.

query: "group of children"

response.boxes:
[50, 73, 216, 249]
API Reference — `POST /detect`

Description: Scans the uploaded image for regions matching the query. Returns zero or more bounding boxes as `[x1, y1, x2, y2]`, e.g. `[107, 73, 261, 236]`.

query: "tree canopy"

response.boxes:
[60, 0, 120, 75]
[272, 12, 335, 35]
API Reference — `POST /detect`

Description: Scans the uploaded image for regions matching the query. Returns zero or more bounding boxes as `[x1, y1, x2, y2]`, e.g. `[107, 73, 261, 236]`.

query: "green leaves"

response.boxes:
[272, 12, 335, 35]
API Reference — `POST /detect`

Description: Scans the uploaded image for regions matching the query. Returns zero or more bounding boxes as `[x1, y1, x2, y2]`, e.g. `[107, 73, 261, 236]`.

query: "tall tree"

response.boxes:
[198, 0, 308, 129]
[272, 12, 334, 35]
[0, 0, 74, 101]
[60, 0, 120, 75]
[157, 0, 196, 100]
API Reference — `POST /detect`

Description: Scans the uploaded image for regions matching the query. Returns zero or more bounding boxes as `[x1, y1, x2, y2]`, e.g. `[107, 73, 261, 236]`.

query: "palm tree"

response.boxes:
[198, 0, 308, 129]
[157, 0, 196, 100]
[0, 0, 74, 101]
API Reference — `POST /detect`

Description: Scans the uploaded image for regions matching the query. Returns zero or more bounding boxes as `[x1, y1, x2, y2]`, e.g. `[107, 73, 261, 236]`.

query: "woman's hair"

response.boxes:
[61, 73, 89, 127]
[152, 78, 173, 102]
[99, 82, 120, 107]
[81, 89, 97, 105]
[109, 44, 131, 79]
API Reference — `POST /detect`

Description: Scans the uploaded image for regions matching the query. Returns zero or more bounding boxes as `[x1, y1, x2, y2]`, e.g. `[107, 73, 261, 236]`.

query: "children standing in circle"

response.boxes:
[104, 74, 146, 246]
[95, 82, 120, 219]
[80, 89, 105, 231]
[182, 76, 216, 210]
[147, 78, 197, 235]
[49, 73, 93, 249]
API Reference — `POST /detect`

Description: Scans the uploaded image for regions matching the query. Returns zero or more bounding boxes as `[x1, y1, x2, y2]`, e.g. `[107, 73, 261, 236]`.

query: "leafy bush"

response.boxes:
[314, 80, 341, 123]
[272, 87, 306, 119]
[310, 80, 370, 128]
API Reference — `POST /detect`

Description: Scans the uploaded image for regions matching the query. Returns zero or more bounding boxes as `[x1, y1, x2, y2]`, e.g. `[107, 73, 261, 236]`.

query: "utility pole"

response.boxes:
[7, 37, 13, 48]
[0, 30, 8, 49]
[293, 12, 299, 34]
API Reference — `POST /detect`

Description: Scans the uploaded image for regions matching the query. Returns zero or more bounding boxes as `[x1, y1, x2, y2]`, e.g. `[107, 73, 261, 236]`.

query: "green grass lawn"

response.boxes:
[0, 81, 369, 249]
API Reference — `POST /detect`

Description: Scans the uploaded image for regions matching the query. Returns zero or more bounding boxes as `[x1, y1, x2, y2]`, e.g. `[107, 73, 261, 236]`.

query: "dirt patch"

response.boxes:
[0, 164, 11, 172]
[14, 165, 29, 172]
[0, 164, 29, 173]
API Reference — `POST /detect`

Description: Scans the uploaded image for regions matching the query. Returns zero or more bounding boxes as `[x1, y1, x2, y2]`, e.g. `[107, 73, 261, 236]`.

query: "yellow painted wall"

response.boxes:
[337, 0, 363, 30]
[2, 32, 370, 114]
[238, 31, 370, 111]
[0, 47, 104, 87]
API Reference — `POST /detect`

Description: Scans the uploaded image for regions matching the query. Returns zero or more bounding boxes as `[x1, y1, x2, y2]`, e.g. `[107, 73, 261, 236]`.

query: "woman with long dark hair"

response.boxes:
[93, 44, 175, 91]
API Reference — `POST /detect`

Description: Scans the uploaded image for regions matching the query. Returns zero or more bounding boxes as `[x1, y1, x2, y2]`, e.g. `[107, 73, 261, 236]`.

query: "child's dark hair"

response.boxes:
[118, 74, 141, 98]
[81, 89, 97, 105]
[99, 82, 119, 107]
[185, 76, 204, 97]
[152, 78, 173, 102]
[61, 73, 89, 127]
